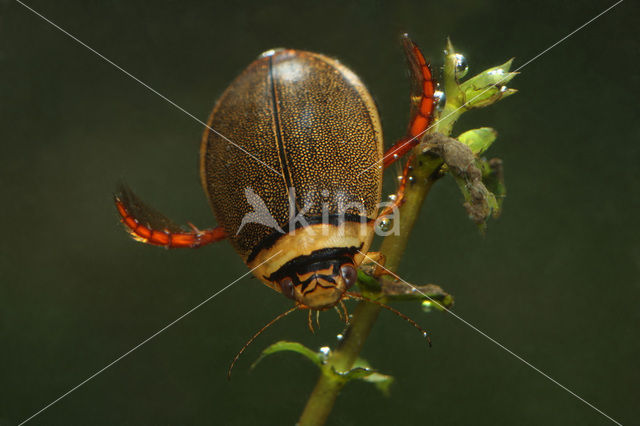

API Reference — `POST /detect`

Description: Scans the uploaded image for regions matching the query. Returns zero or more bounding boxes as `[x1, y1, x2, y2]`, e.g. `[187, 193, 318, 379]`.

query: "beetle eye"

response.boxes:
[279, 277, 295, 299]
[340, 264, 357, 289]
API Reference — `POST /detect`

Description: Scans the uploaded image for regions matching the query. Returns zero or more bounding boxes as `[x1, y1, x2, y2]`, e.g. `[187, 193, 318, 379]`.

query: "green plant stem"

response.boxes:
[297, 300, 382, 426]
[378, 174, 437, 271]
[298, 158, 441, 426]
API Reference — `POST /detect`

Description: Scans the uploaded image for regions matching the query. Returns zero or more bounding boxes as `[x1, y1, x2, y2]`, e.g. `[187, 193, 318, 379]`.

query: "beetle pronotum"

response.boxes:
[115, 34, 436, 376]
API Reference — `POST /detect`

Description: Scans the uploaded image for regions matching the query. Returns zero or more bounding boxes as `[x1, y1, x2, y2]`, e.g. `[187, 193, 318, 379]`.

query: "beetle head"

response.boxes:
[274, 258, 357, 310]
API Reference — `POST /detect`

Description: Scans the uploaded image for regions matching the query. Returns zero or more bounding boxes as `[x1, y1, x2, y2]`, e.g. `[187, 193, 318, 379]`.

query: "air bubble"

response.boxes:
[377, 218, 392, 232]
[454, 54, 468, 78]
[434, 90, 446, 112]
[259, 48, 284, 58]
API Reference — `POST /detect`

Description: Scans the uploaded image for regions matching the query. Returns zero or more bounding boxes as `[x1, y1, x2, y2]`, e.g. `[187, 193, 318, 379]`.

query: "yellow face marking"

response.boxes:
[247, 222, 374, 294]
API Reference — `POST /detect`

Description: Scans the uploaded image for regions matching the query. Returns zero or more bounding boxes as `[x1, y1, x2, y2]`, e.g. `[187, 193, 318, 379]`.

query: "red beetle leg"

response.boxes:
[382, 136, 415, 169]
[114, 197, 226, 248]
[383, 35, 436, 169]
[377, 159, 411, 220]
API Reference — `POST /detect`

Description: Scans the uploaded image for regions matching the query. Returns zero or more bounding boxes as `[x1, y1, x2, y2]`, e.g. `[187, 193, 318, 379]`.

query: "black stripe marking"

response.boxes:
[265, 245, 361, 283]
[269, 56, 295, 198]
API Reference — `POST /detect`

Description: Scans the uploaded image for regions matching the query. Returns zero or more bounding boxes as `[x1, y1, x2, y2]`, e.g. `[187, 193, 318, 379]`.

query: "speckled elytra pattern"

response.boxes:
[200, 49, 383, 259]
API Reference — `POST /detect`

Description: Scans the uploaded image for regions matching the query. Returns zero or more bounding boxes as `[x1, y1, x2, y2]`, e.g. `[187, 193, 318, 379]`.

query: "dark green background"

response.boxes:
[2, 0, 638, 425]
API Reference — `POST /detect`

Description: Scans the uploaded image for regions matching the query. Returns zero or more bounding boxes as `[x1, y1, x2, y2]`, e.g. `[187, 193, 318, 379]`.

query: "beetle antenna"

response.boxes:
[228, 305, 298, 380]
[345, 292, 431, 346]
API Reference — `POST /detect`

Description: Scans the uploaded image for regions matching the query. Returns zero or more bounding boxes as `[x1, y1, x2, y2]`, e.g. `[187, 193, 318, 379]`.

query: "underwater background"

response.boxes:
[1, 0, 638, 424]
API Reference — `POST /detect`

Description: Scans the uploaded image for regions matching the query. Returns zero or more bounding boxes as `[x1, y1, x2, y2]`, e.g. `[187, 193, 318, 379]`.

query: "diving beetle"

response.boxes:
[115, 34, 436, 373]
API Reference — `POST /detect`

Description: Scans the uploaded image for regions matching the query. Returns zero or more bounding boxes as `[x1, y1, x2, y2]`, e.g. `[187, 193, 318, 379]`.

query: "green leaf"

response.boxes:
[459, 60, 518, 109]
[364, 372, 395, 396]
[462, 59, 517, 87]
[332, 366, 375, 380]
[329, 358, 394, 396]
[352, 358, 394, 396]
[251, 341, 323, 370]
[251, 341, 393, 397]
[457, 127, 497, 155]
